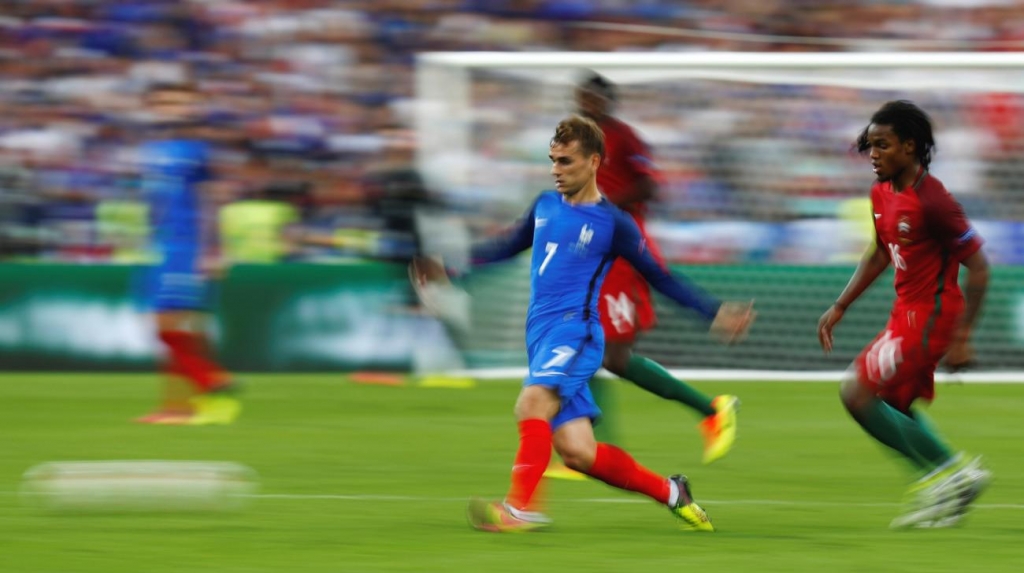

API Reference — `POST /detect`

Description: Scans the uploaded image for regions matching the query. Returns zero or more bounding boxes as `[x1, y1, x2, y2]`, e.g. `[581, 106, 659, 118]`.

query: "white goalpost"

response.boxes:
[415, 51, 1024, 383]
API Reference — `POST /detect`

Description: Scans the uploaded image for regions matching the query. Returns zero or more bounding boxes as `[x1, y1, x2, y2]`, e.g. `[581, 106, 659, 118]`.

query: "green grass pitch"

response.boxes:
[1, 374, 1022, 572]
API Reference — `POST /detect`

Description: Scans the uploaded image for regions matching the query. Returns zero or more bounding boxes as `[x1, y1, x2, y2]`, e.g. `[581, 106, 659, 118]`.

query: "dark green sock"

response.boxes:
[623, 355, 715, 417]
[589, 377, 618, 444]
[906, 407, 956, 467]
[854, 398, 953, 471]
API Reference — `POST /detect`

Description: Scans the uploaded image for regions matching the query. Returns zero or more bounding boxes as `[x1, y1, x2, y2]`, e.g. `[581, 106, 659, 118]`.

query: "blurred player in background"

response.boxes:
[433, 116, 755, 532]
[543, 72, 738, 480]
[304, 120, 473, 387]
[134, 82, 241, 426]
[817, 100, 990, 529]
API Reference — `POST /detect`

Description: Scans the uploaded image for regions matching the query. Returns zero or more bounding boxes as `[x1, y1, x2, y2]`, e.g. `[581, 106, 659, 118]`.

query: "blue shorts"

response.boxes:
[135, 258, 208, 312]
[524, 321, 604, 430]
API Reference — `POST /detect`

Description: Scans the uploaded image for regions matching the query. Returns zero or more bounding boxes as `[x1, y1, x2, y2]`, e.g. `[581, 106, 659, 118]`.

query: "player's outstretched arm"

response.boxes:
[610, 210, 754, 343]
[817, 244, 889, 354]
[469, 198, 539, 266]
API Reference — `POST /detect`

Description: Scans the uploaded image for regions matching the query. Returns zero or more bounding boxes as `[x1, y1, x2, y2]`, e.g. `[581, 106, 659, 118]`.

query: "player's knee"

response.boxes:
[839, 368, 870, 412]
[553, 422, 598, 472]
[513, 386, 559, 421]
[557, 444, 595, 473]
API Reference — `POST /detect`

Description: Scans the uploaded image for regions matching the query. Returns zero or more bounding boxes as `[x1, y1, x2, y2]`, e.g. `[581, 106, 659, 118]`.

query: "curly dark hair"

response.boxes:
[856, 100, 936, 168]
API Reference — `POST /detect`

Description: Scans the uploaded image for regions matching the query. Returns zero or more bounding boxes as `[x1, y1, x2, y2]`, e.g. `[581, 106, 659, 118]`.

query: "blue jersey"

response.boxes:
[140, 139, 211, 263]
[137, 138, 212, 311]
[473, 191, 720, 339]
[472, 191, 721, 429]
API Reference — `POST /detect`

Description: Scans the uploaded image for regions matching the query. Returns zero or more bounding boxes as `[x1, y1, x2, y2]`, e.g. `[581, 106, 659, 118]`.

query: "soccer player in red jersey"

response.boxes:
[569, 72, 739, 466]
[818, 100, 991, 529]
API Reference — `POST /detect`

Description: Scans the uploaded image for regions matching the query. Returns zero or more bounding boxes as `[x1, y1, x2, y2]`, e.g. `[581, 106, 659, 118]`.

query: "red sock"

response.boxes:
[586, 443, 671, 505]
[505, 419, 552, 512]
[159, 331, 229, 391]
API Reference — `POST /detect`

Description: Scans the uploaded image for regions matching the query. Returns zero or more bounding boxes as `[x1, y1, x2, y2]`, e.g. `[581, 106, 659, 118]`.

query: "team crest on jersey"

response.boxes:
[897, 215, 913, 245]
[573, 224, 594, 254]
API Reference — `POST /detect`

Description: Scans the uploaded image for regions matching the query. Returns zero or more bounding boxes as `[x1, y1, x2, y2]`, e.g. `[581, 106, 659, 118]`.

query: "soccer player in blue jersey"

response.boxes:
[458, 116, 755, 532]
[135, 82, 241, 426]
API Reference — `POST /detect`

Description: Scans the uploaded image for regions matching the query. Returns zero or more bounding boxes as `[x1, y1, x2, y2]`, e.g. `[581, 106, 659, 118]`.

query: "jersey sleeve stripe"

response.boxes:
[958, 228, 978, 244]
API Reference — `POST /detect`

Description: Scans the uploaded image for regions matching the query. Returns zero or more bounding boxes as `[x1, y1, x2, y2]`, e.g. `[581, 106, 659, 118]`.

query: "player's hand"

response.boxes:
[945, 335, 976, 373]
[409, 255, 450, 288]
[409, 255, 472, 333]
[710, 300, 755, 345]
[409, 254, 450, 315]
[817, 304, 844, 354]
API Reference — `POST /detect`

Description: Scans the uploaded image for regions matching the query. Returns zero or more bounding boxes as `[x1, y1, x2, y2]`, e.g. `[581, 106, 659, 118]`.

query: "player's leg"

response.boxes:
[600, 267, 738, 463]
[895, 318, 990, 527]
[156, 310, 229, 390]
[552, 416, 713, 532]
[468, 384, 558, 532]
[601, 258, 718, 413]
[840, 374, 952, 471]
[152, 268, 241, 425]
[555, 332, 712, 531]
[472, 327, 604, 531]
[604, 341, 716, 417]
[132, 266, 193, 424]
[842, 325, 958, 472]
[842, 321, 980, 527]
[154, 309, 241, 426]
[542, 369, 618, 480]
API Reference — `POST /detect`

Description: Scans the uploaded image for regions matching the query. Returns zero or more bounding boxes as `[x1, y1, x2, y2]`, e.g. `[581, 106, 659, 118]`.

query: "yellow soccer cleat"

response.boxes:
[543, 461, 588, 481]
[668, 475, 715, 532]
[699, 395, 740, 465]
[187, 385, 242, 426]
[466, 498, 551, 533]
[891, 453, 991, 529]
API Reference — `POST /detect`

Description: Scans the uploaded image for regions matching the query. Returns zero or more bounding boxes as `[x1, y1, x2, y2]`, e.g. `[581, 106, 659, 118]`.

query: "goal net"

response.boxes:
[415, 52, 1024, 378]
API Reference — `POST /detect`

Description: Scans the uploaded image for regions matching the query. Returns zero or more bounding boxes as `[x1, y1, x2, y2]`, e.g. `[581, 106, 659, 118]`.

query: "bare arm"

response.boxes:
[835, 244, 890, 311]
[817, 244, 890, 353]
[945, 249, 989, 371]
[957, 250, 990, 337]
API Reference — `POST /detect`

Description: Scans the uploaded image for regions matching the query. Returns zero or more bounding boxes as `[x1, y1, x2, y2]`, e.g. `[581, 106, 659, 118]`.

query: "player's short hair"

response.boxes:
[856, 100, 936, 167]
[551, 115, 605, 159]
[578, 70, 616, 102]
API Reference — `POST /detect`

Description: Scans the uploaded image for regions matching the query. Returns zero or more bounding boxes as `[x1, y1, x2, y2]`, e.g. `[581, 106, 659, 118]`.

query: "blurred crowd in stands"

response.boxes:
[2, 0, 1024, 264]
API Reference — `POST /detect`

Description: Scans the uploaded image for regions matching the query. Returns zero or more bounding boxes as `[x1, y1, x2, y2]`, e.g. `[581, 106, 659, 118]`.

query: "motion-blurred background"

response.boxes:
[3, 0, 1024, 375]
[4, 3, 1024, 573]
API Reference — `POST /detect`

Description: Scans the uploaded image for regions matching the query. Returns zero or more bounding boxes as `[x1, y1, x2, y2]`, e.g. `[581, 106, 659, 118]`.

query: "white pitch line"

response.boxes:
[450, 368, 1024, 384]
[242, 493, 1024, 510]
[7, 490, 1021, 510]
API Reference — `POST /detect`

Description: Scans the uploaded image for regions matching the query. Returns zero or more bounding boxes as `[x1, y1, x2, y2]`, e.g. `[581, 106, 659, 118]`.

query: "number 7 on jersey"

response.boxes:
[539, 241, 558, 275]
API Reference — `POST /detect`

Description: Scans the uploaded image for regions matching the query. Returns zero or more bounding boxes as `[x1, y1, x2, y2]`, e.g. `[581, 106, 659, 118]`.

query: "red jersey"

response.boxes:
[597, 116, 658, 222]
[871, 170, 983, 306]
